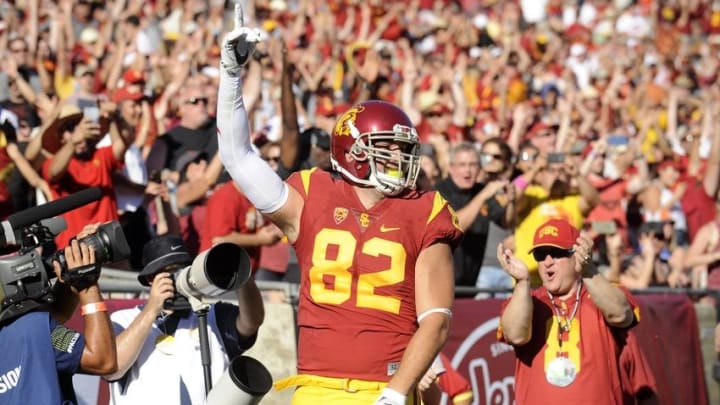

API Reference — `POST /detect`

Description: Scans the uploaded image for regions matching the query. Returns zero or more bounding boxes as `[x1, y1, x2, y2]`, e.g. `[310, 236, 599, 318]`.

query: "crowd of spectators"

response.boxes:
[0, 0, 719, 294]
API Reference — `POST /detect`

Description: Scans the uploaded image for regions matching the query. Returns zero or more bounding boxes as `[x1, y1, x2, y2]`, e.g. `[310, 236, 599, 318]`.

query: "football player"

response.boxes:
[215, 4, 463, 405]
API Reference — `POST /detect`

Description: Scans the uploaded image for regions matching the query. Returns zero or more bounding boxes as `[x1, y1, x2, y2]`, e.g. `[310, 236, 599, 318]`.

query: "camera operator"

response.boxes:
[103, 235, 264, 405]
[0, 234, 117, 404]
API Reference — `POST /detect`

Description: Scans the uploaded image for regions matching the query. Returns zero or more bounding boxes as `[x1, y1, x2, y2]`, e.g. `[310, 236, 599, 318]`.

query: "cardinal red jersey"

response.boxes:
[498, 284, 640, 404]
[287, 169, 462, 381]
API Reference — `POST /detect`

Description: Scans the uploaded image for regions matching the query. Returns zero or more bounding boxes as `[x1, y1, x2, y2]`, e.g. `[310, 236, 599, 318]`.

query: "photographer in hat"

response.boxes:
[497, 218, 638, 403]
[103, 235, 264, 405]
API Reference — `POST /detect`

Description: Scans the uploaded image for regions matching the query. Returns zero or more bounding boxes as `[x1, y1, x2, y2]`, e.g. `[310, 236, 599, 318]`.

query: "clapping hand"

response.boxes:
[571, 232, 595, 275]
[498, 243, 529, 282]
[220, 1, 264, 75]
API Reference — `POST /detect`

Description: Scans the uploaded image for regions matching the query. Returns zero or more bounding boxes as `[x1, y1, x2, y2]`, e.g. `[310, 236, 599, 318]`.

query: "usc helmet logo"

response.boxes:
[334, 105, 365, 138]
[538, 225, 559, 239]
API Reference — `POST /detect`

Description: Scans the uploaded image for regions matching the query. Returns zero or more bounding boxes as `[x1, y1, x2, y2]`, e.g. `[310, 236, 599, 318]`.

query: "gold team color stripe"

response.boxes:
[427, 192, 448, 225]
[300, 168, 317, 196]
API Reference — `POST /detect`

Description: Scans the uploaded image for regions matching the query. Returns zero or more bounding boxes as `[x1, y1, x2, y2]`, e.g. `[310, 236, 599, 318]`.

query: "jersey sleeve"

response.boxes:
[421, 191, 464, 251]
[286, 168, 318, 200]
[50, 317, 85, 374]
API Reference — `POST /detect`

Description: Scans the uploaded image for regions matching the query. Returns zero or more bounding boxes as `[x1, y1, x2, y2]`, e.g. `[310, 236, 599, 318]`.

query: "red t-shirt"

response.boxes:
[288, 169, 463, 381]
[199, 181, 260, 270]
[258, 241, 290, 274]
[498, 284, 639, 404]
[42, 147, 120, 248]
[681, 179, 717, 242]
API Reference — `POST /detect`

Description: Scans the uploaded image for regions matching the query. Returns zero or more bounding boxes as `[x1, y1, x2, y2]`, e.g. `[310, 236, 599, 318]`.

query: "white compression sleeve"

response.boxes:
[216, 68, 288, 213]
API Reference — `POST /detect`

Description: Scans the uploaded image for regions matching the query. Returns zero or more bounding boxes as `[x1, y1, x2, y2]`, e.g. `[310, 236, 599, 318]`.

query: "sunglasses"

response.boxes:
[184, 97, 208, 105]
[481, 152, 503, 161]
[264, 156, 280, 162]
[532, 247, 575, 262]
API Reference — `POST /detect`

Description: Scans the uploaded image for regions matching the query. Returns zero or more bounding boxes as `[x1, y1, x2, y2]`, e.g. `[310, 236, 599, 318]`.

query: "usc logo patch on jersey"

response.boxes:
[333, 207, 348, 224]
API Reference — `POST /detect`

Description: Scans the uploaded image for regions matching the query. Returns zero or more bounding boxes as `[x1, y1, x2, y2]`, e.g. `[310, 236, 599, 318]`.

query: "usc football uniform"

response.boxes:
[287, 169, 462, 382]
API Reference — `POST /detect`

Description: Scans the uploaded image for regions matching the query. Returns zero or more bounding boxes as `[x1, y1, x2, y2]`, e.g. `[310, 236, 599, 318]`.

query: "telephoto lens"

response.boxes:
[175, 243, 251, 300]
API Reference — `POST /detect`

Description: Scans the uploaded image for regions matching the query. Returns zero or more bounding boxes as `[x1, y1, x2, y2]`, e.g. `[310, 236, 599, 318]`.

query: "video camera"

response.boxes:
[0, 188, 130, 324]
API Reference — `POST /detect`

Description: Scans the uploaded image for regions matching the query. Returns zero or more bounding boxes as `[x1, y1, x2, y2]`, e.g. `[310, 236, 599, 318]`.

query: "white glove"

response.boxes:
[220, 2, 263, 75]
[373, 388, 406, 405]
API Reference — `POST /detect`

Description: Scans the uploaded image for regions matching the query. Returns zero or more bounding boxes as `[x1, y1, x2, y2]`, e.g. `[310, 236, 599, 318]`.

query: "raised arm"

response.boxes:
[575, 234, 634, 327]
[703, 97, 720, 198]
[279, 42, 300, 170]
[5, 143, 52, 201]
[234, 278, 264, 338]
[217, 4, 301, 240]
[497, 243, 533, 345]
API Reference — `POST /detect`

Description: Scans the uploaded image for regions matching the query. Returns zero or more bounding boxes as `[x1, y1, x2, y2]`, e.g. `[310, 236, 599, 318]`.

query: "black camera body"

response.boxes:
[0, 221, 131, 324]
[163, 271, 192, 312]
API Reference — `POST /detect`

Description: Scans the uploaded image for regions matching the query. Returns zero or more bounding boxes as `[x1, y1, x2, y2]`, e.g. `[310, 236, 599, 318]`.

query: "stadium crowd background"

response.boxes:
[0, 0, 719, 301]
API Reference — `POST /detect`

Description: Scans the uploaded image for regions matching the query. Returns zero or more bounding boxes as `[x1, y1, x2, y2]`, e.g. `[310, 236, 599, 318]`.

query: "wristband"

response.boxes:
[376, 387, 406, 405]
[81, 302, 107, 316]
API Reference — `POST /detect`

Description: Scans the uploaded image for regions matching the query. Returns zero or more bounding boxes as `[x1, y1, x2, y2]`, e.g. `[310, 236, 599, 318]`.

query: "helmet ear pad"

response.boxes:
[349, 142, 370, 179]
[350, 142, 367, 161]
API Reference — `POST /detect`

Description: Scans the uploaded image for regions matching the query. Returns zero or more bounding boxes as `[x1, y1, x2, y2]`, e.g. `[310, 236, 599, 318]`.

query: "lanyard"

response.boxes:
[547, 281, 582, 347]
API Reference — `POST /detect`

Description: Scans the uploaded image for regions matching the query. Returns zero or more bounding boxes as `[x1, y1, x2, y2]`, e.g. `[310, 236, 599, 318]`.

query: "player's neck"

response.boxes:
[353, 185, 385, 209]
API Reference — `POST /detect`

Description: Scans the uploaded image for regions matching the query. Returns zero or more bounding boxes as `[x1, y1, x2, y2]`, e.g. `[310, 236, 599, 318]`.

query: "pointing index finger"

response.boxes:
[234, 2, 244, 28]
